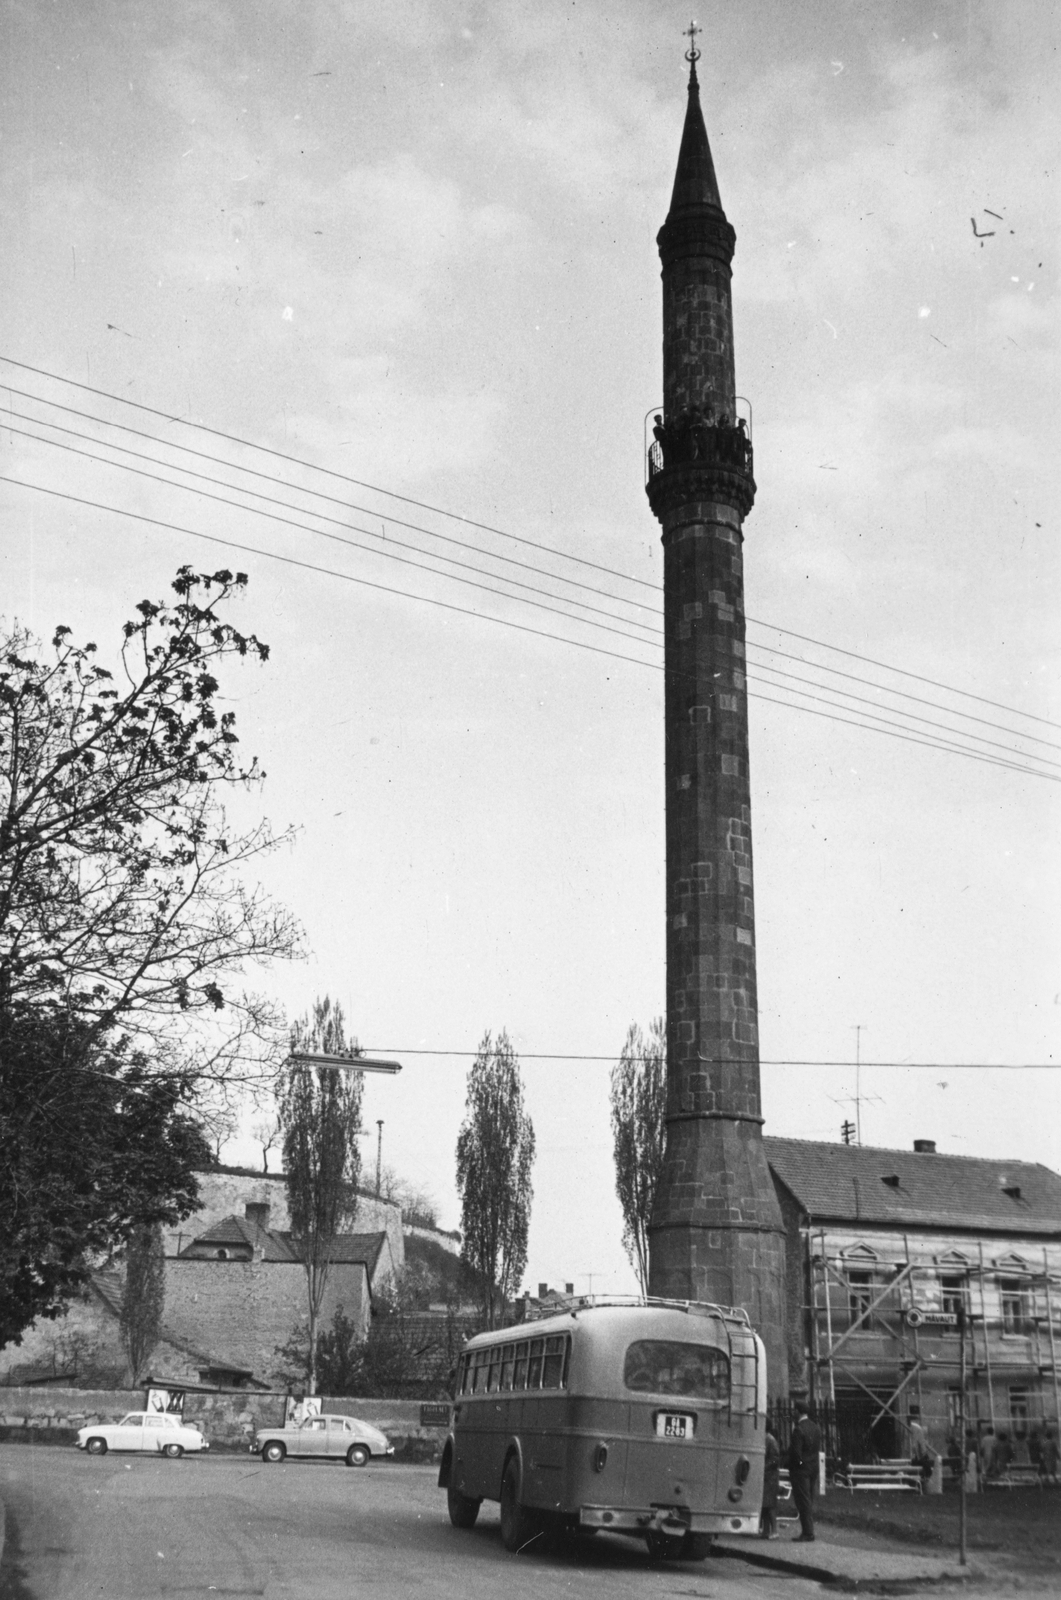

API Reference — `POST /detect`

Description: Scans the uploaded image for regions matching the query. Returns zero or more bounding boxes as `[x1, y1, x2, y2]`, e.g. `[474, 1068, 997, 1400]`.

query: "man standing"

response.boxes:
[787, 1402, 823, 1542]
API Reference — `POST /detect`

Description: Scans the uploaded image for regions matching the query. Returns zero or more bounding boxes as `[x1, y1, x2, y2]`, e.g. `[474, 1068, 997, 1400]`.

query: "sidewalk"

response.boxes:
[714, 1524, 977, 1589]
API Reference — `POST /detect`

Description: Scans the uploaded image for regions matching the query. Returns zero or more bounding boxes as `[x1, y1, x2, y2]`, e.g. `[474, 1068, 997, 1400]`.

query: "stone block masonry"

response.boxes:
[646, 57, 788, 1395]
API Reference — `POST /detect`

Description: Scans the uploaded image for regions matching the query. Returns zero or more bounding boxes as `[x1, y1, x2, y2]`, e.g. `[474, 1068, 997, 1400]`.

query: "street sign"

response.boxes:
[420, 1402, 451, 1428]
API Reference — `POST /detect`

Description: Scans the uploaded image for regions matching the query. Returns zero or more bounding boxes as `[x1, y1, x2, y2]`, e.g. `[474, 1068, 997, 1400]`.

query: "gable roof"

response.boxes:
[765, 1137, 1061, 1237]
[180, 1215, 387, 1270]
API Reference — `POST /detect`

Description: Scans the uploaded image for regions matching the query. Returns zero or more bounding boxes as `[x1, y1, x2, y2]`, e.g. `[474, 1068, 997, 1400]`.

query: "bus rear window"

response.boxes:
[623, 1340, 730, 1402]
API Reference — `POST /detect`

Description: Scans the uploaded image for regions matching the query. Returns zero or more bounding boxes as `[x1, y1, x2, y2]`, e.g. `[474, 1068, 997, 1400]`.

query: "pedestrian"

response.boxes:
[760, 1429, 780, 1539]
[978, 1425, 995, 1481]
[1039, 1429, 1059, 1485]
[994, 1431, 1014, 1479]
[907, 1411, 937, 1486]
[787, 1402, 822, 1543]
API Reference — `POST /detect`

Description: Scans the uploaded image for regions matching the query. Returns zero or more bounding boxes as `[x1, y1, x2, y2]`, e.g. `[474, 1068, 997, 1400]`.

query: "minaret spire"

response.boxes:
[645, 30, 788, 1399]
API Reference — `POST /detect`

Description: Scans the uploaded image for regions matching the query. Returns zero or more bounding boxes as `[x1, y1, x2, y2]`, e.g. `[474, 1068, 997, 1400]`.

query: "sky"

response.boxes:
[2, 0, 1059, 1301]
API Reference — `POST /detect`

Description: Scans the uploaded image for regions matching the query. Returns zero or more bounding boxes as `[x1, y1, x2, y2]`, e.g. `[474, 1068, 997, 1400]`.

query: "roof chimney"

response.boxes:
[538, 1282, 548, 1299]
[913, 1140, 936, 1154]
[565, 1282, 574, 1296]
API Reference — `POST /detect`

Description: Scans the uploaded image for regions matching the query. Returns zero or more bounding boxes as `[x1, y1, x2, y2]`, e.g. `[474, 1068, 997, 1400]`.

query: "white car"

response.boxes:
[76, 1411, 209, 1458]
[252, 1413, 393, 1466]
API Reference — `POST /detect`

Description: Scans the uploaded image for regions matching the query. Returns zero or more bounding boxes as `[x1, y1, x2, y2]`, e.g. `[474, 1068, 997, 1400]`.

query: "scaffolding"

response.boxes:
[805, 1232, 1061, 1455]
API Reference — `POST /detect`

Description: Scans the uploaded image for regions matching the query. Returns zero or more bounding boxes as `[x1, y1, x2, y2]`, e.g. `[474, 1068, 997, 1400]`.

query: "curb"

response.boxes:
[713, 1538, 976, 1591]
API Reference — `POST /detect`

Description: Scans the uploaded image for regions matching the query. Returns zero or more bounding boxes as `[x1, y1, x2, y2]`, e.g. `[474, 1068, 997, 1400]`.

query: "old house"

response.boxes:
[765, 1136, 1061, 1462]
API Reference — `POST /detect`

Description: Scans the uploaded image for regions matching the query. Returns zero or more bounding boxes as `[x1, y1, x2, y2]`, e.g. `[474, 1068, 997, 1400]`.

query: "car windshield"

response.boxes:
[623, 1340, 730, 1401]
[118, 1414, 144, 1426]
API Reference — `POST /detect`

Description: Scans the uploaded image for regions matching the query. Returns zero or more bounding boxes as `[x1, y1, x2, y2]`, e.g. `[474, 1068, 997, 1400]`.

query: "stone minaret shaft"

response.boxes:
[645, 57, 787, 1392]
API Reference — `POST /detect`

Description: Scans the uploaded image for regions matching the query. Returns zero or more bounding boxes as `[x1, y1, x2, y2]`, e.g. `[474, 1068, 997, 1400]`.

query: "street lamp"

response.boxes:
[288, 1051, 402, 1075]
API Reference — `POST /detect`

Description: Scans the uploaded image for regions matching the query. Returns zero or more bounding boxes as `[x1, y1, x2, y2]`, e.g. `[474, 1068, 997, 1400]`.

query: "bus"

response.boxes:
[438, 1297, 766, 1559]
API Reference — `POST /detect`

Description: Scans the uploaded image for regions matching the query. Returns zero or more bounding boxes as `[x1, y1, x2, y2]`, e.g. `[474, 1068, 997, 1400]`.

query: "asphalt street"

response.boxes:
[0, 1446, 824, 1600]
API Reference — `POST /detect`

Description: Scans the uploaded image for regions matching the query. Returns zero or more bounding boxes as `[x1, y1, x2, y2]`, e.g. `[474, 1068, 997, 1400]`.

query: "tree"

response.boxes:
[0, 569, 300, 1339]
[278, 997, 363, 1394]
[609, 1018, 667, 1295]
[0, 568, 301, 1054]
[120, 1223, 165, 1383]
[456, 1030, 535, 1329]
[0, 1003, 209, 1347]
[377, 1164, 439, 1230]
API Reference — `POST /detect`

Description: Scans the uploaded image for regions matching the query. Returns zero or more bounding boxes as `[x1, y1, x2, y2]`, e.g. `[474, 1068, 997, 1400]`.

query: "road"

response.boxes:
[0, 1446, 822, 1600]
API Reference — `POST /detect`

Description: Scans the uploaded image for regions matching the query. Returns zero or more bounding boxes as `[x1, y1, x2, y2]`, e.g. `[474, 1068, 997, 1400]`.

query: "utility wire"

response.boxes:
[364, 1048, 1058, 1068]
[0, 384, 656, 618]
[2, 472, 1057, 787]
[5, 356, 1056, 734]
[0, 423, 663, 651]
[11, 390, 1056, 764]
[5, 421, 1056, 778]
[0, 353, 655, 590]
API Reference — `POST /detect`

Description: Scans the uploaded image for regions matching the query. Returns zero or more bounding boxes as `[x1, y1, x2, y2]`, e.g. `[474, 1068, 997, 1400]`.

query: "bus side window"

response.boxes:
[513, 1341, 529, 1389]
[500, 1344, 515, 1390]
[528, 1338, 544, 1389]
[487, 1350, 502, 1392]
[458, 1355, 470, 1394]
[542, 1335, 566, 1388]
[471, 1351, 485, 1393]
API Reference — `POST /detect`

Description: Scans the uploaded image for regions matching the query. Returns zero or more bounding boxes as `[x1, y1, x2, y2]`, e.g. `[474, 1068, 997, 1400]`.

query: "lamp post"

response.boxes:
[288, 1051, 402, 1075]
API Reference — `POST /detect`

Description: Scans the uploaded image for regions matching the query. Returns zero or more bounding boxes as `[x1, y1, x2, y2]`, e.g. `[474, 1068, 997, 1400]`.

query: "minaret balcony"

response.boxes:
[645, 408, 756, 520]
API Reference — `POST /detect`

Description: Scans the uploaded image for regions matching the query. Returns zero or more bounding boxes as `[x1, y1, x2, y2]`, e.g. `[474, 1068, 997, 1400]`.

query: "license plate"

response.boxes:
[656, 1413, 695, 1439]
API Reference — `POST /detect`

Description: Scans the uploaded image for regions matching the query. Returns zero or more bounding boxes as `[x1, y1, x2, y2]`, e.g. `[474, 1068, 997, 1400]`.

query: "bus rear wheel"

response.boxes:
[680, 1533, 715, 1561]
[500, 1458, 541, 1554]
[447, 1484, 481, 1528]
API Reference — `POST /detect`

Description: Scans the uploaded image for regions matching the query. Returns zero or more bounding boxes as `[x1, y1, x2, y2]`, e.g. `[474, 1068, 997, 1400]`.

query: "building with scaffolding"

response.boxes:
[764, 1137, 1061, 1465]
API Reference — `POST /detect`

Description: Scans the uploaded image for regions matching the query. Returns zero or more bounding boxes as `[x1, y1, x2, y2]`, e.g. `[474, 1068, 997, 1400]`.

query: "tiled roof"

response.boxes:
[276, 1230, 387, 1269]
[181, 1216, 386, 1269]
[765, 1137, 1061, 1236]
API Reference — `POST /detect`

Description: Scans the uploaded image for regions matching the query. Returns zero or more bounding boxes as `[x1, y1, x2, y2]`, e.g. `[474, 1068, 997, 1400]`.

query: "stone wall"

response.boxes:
[162, 1258, 369, 1380]
[0, 1387, 450, 1457]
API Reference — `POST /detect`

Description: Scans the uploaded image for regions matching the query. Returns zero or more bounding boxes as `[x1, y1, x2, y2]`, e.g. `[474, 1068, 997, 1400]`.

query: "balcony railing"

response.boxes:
[646, 408, 753, 484]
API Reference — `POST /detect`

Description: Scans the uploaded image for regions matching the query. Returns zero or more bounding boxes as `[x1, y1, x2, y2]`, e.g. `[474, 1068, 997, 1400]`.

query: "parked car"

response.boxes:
[75, 1412, 208, 1458]
[253, 1413, 393, 1466]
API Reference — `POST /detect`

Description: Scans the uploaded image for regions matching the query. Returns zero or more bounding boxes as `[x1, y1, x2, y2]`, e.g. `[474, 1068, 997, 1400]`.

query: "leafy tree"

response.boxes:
[120, 1223, 165, 1383]
[609, 1018, 667, 1294]
[456, 1030, 535, 1329]
[377, 1164, 439, 1230]
[0, 568, 299, 1339]
[0, 568, 300, 1058]
[0, 1003, 209, 1347]
[278, 997, 363, 1394]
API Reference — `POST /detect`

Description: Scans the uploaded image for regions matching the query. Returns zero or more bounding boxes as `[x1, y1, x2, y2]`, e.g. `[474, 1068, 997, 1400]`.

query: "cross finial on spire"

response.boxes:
[683, 19, 701, 86]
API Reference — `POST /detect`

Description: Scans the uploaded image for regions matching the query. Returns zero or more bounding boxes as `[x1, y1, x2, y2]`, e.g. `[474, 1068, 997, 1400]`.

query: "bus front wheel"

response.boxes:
[447, 1483, 481, 1528]
[500, 1458, 540, 1554]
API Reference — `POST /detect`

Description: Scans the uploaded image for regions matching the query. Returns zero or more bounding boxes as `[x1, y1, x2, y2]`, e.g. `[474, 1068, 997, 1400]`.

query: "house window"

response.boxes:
[1000, 1279, 1028, 1334]
[940, 1274, 968, 1323]
[848, 1270, 876, 1328]
[1009, 1386, 1030, 1439]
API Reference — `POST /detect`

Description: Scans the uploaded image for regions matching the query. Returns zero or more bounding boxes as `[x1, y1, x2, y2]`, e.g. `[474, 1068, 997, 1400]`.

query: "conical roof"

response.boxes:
[666, 60, 724, 218]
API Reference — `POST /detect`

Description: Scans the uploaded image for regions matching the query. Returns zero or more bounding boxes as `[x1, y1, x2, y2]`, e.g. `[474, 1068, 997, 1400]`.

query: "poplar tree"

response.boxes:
[456, 1030, 535, 1329]
[278, 997, 363, 1394]
[609, 1018, 667, 1295]
[120, 1223, 165, 1383]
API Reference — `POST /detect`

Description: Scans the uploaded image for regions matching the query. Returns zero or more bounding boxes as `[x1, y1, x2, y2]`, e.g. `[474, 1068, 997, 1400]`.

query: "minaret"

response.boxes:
[645, 31, 788, 1395]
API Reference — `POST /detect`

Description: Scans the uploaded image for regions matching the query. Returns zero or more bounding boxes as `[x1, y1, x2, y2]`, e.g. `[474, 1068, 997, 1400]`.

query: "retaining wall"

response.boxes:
[0, 1388, 450, 1457]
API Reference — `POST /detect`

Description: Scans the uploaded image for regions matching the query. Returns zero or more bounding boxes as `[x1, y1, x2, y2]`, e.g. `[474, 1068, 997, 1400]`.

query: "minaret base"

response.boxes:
[649, 1117, 789, 1398]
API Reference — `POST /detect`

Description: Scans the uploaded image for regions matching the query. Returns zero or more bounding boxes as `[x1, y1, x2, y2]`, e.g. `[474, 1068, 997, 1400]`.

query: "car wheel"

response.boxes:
[262, 1442, 286, 1463]
[162, 1442, 183, 1459]
[447, 1483, 481, 1528]
[346, 1444, 370, 1468]
[85, 1437, 108, 1456]
[499, 1457, 541, 1554]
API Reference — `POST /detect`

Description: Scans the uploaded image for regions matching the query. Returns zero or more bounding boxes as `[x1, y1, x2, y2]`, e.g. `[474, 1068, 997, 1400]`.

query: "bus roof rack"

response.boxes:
[521, 1293, 751, 1325]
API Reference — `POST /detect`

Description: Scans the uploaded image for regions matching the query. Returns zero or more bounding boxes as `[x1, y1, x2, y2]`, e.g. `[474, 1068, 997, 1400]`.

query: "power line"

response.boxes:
[3, 472, 1056, 786]
[0, 383, 657, 618]
[0, 473, 663, 674]
[0, 352, 656, 591]
[0, 423, 663, 650]
[4, 352, 1057, 737]
[362, 1048, 1059, 1067]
